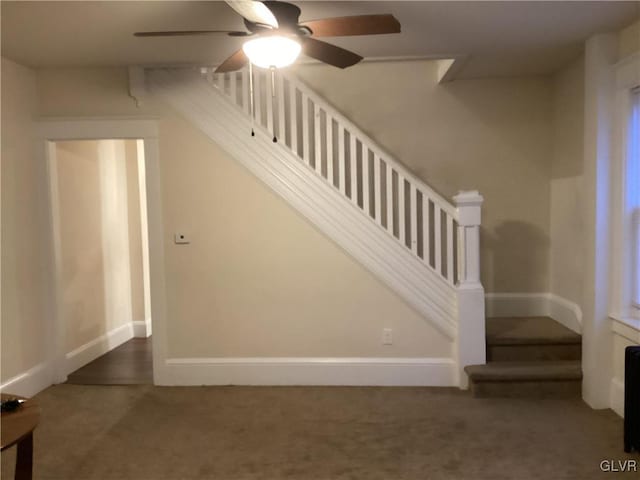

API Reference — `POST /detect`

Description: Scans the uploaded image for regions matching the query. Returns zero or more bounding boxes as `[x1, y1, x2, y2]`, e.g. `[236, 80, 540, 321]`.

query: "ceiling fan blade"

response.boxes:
[134, 30, 248, 37]
[225, 1, 278, 28]
[301, 14, 401, 37]
[302, 38, 363, 69]
[215, 49, 249, 73]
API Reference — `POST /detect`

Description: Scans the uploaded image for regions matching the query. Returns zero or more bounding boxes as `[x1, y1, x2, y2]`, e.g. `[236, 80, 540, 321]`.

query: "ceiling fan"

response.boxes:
[134, 0, 401, 73]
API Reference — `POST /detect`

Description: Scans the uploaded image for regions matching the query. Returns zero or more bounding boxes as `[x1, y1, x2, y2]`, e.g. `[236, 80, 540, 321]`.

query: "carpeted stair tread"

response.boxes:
[486, 317, 581, 346]
[464, 361, 582, 382]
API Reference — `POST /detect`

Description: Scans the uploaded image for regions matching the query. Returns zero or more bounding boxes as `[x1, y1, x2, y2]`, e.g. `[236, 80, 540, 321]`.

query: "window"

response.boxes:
[631, 88, 640, 313]
[611, 56, 640, 323]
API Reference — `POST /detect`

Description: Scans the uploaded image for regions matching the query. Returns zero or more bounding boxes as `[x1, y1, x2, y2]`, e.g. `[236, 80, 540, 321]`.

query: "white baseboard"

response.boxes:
[610, 377, 625, 418]
[132, 319, 152, 338]
[547, 294, 582, 334]
[159, 357, 456, 387]
[65, 323, 134, 375]
[0, 362, 52, 398]
[485, 292, 582, 333]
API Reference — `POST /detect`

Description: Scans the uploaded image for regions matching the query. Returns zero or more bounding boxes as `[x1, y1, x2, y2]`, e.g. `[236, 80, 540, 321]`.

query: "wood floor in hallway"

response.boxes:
[66, 337, 153, 385]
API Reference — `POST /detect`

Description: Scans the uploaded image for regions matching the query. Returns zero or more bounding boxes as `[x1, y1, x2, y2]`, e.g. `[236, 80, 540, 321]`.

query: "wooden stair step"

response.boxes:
[465, 361, 582, 382]
[465, 361, 582, 398]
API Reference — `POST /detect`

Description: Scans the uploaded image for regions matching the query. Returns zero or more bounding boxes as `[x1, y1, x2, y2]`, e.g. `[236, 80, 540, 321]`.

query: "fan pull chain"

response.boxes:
[270, 67, 277, 143]
[249, 62, 255, 137]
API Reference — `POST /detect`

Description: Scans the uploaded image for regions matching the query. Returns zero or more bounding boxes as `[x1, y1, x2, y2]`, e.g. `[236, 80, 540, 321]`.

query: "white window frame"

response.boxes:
[631, 89, 640, 314]
[610, 53, 640, 323]
[632, 89, 640, 313]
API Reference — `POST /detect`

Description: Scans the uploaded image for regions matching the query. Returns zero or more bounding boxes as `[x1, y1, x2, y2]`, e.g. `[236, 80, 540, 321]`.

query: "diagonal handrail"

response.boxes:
[202, 67, 459, 287]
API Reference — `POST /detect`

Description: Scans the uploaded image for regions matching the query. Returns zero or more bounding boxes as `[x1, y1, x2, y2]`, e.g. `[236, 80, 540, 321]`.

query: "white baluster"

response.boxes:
[446, 214, 455, 284]
[373, 154, 382, 225]
[314, 104, 322, 175]
[242, 70, 249, 114]
[255, 72, 262, 126]
[326, 115, 334, 186]
[422, 195, 431, 265]
[457, 222, 465, 284]
[398, 175, 405, 245]
[289, 83, 298, 156]
[386, 164, 393, 233]
[350, 133, 358, 204]
[266, 74, 274, 134]
[410, 183, 418, 254]
[434, 205, 442, 274]
[230, 72, 237, 105]
[277, 74, 285, 142]
[338, 124, 346, 194]
[362, 148, 370, 216]
[301, 94, 309, 164]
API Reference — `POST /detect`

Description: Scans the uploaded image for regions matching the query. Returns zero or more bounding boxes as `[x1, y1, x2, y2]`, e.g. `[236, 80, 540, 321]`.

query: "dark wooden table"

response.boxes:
[1, 394, 40, 480]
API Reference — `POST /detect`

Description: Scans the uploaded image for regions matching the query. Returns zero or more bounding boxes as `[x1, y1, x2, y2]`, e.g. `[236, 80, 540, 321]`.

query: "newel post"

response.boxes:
[453, 191, 486, 388]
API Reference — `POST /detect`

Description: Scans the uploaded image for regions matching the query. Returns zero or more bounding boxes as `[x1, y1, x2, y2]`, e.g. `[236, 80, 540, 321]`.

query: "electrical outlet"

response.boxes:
[382, 328, 393, 345]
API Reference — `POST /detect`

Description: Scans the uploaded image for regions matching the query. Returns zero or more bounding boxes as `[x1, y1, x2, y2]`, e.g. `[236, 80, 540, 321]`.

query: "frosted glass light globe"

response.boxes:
[242, 36, 301, 69]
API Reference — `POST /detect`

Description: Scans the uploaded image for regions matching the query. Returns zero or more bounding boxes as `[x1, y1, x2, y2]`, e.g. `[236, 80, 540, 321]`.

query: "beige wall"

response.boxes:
[160, 111, 450, 357]
[1, 58, 50, 382]
[35, 65, 452, 358]
[56, 140, 108, 352]
[549, 57, 585, 306]
[3, 58, 568, 368]
[293, 61, 553, 293]
[124, 141, 146, 324]
[4, 54, 622, 375]
[55, 139, 143, 353]
[618, 19, 640, 59]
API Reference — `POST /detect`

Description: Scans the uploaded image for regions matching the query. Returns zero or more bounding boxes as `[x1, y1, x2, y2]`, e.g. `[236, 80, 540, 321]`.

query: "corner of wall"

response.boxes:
[485, 292, 582, 334]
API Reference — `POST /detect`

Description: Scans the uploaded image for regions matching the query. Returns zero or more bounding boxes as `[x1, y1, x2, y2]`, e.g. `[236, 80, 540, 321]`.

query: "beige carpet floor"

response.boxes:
[1, 384, 636, 479]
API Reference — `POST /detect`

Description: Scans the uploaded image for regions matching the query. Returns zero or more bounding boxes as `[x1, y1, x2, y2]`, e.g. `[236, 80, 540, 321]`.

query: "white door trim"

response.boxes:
[36, 118, 167, 385]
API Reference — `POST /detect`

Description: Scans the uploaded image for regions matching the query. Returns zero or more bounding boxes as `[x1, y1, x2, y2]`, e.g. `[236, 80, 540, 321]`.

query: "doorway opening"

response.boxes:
[49, 138, 152, 384]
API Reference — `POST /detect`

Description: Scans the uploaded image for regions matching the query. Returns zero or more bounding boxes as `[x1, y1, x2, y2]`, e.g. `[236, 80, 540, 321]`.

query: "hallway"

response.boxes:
[66, 337, 152, 385]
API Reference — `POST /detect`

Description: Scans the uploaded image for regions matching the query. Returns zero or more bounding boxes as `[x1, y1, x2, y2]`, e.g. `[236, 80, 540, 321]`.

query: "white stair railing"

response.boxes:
[203, 68, 459, 287]
[148, 66, 486, 385]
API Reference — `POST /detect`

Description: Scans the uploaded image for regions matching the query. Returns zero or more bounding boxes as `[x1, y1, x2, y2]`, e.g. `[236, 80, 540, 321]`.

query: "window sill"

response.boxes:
[610, 315, 640, 343]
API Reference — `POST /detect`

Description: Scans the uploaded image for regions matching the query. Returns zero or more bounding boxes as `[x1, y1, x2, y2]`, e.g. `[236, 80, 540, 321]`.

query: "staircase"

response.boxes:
[465, 317, 583, 397]
[145, 66, 487, 386]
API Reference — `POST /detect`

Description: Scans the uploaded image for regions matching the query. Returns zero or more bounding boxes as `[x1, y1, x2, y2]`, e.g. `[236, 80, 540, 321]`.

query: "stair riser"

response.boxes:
[470, 380, 582, 398]
[488, 344, 581, 362]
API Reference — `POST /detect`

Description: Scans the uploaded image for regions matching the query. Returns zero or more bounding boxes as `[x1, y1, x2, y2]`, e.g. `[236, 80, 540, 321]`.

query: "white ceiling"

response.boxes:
[2, 1, 638, 78]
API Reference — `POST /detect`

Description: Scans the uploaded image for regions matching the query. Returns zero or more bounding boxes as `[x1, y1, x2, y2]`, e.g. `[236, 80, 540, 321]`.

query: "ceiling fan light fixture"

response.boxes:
[242, 35, 301, 69]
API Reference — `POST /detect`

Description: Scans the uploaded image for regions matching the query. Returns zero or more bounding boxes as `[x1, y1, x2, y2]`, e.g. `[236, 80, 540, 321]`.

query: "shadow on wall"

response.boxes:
[481, 220, 550, 293]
